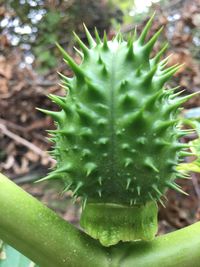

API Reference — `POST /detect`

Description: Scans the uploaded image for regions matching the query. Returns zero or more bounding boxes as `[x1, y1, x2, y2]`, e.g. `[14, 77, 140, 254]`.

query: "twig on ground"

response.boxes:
[0, 123, 55, 164]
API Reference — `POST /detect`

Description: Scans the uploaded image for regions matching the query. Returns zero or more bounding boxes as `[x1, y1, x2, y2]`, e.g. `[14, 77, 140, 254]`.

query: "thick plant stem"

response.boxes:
[0, 173, 109, 267]
[0, 173, 200, 267]
[114, 221, 200, 267]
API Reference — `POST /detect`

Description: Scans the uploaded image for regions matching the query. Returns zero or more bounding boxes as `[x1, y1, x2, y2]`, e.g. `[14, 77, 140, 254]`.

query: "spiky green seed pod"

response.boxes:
[38, 15, 196, 246]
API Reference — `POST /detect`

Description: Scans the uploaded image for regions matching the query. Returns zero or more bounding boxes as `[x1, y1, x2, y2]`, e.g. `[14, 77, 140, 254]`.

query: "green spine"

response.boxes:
[38, 14, 194, 246]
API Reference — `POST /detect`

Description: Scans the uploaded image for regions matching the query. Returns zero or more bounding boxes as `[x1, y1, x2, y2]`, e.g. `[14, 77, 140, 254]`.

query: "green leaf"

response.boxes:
[177, 120, 200, 174]
[177, 162, 200, 173]
[0, 243, 39, 267]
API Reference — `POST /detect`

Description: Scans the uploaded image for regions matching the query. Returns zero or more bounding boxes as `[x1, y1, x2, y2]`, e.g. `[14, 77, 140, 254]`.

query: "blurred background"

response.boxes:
[0, 0, 200, 234]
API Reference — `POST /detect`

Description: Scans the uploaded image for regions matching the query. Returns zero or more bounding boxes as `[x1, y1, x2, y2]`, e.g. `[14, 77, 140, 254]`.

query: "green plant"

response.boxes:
[0, 14, 200, 267]
[38, 14, 197, 246]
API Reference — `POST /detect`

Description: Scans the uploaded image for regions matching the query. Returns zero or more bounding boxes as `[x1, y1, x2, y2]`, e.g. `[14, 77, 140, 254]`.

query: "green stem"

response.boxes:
[0, 173, 200, 267]
[0, 173, 108, 267]
[114, 221, 200, 267]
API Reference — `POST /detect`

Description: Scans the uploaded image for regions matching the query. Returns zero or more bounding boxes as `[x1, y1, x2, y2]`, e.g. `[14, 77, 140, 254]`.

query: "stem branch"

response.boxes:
[0, 173, 200, 267]
[0, 173, 108, 267]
